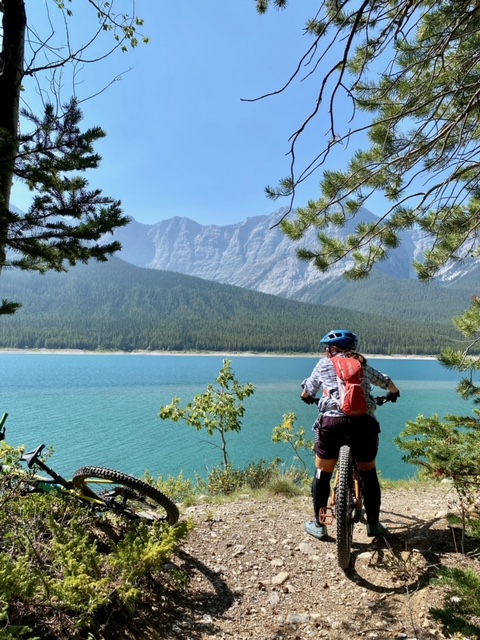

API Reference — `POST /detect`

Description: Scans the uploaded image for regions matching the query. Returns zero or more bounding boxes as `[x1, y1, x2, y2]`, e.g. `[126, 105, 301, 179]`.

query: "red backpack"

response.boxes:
[327, 356, 369, 416]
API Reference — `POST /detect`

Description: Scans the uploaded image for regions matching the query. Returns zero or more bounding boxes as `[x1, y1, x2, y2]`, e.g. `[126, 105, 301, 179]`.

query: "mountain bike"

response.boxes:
[334, 395, 397, 569]
[0, 413, 179, 525]
[309, 395, 396, 570]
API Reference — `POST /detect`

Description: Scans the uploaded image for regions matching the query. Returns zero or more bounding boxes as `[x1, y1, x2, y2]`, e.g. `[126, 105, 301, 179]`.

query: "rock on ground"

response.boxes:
[126, 484, 479, 640]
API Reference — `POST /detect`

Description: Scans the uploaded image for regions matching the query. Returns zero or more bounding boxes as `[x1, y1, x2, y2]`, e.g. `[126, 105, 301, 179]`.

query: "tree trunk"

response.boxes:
[220, 428, 230, 470]
[0, 0, 26, 265]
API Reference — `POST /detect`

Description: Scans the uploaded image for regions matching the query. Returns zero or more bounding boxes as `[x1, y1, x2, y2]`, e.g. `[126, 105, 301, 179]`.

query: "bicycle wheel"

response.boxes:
[335, 445, 355, 570]
[72, 466, 179, 525]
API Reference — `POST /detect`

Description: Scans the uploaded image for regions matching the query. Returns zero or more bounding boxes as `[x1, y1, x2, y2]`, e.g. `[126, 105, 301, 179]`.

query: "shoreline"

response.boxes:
[0, 348, 438, 360]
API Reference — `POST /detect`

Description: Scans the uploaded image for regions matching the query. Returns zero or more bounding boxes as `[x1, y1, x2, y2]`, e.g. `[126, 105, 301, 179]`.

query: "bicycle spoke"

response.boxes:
[72, 466, 179, 524]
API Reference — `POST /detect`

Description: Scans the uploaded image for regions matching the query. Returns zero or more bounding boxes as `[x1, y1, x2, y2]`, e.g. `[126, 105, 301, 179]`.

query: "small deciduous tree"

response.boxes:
[158, 359, 256, 470]
[272, 412, 312, 471]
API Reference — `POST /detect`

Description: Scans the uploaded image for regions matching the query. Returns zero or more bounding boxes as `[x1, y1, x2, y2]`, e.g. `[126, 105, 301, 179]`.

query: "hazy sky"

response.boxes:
[12, 2, 363, 227]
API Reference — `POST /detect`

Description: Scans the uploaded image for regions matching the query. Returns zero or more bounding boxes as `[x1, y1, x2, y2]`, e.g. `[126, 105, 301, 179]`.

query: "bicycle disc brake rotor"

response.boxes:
[103, 486, 162, 520]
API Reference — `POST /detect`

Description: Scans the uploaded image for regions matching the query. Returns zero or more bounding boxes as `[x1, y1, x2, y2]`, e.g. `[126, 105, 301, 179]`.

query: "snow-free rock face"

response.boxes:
[110, 207, 478, 301]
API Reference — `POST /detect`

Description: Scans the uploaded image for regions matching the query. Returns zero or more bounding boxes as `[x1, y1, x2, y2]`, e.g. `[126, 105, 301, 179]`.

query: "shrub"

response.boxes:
[144, 470, 198, 505]
[272, 412, 314, 472]
[395, 297, 480, 549]
[0, 444, 190, 638]
[197, 459, 281, 496]
[266, 476, 304, 497]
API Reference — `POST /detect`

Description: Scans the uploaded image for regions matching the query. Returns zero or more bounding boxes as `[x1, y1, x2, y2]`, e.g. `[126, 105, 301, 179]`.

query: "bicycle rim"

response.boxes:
[72, 466, 179, 525]
[335, 445, 355, 570]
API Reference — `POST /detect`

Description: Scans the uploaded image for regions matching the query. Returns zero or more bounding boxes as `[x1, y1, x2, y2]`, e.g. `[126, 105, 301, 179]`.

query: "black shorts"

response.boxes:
[314, 414, 380, 462]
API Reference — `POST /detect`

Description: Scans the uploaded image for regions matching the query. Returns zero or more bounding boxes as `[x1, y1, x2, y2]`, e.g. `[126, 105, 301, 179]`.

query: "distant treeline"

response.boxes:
[309, 268, 476, 325]
[0, 257, 462, 355]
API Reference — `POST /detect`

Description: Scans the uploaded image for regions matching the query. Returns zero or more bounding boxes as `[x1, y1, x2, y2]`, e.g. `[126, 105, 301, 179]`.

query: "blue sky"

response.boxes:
[12, 2, 359, 227]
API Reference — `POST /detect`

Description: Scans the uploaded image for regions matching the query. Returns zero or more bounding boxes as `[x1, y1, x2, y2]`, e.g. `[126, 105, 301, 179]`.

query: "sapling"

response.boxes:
[159, 359, 255, 470]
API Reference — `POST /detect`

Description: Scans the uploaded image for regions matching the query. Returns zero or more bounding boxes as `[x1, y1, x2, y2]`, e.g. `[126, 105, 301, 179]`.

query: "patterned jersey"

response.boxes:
[302, 354, 392, 417]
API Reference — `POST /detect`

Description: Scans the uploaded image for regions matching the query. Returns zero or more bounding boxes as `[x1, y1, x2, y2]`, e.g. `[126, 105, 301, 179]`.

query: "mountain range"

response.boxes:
[0, 204, 475, 354]
[108, 207, 478, 324]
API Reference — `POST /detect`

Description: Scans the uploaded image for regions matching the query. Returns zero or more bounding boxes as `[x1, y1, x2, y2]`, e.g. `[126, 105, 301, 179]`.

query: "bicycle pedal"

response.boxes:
[319, 507, 335, 525]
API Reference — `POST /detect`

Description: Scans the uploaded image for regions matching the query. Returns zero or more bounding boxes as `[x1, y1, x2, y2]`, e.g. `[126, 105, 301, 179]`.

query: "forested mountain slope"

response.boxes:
[0, 258, 458, 354]
[108, 210, 477, 324]
[303, 270, 476, 324]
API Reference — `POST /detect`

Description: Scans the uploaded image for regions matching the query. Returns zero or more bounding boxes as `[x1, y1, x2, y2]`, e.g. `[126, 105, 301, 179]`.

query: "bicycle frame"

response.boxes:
[330, 449, 363, 516]
[317, 444, 363, 527]
[24, 450, 109, 506]
[0, 414, 105, 506]
[0, 412, 180, 524]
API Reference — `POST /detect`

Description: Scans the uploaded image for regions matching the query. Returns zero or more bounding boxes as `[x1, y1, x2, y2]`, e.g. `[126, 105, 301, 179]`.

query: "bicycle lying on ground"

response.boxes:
[0, 413, 179, 525]
[312, 395, 396, 570]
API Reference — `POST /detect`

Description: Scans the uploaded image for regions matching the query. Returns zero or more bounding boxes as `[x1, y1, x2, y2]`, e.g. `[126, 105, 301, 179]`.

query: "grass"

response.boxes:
[149, 464, 440, 511]
[430, 568, 480, 637]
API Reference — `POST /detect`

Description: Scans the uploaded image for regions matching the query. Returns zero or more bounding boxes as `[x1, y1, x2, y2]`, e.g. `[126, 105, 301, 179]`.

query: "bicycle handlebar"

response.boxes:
[375, 392, 400, 405]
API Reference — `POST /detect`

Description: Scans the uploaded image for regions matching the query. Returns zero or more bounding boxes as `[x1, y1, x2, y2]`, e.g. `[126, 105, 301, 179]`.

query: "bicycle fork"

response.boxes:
[319, 466, 363, 525]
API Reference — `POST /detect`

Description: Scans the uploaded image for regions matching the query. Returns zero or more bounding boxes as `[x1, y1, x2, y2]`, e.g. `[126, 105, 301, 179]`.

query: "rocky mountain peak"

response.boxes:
[110, 208, 476, 302]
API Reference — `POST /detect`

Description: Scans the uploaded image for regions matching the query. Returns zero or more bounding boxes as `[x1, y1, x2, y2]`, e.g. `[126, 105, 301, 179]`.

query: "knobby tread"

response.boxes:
[335, 445, 354, 570]
[72, 465, 179, 525]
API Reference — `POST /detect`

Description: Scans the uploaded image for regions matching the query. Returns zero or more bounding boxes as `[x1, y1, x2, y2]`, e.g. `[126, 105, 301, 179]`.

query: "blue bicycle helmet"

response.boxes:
[320, 329, 358, 351]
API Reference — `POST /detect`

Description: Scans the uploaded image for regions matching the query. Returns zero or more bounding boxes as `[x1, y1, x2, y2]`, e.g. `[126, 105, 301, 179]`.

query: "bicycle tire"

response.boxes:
[72, 466, 179, 525]
[335, 445, 355, 570]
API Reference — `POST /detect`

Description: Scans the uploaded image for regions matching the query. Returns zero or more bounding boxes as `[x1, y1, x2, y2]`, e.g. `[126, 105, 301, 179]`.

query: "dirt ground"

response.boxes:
[119, 482, 480, 640]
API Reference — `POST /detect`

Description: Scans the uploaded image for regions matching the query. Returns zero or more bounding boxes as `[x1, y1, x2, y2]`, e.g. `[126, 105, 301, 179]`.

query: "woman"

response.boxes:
[301, 329, 400, 539]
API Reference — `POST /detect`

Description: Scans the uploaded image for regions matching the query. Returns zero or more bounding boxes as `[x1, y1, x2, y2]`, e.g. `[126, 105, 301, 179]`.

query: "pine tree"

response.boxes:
[255, 1, 480, 280]
[0, 1, 147, 314]
[395, 296, 480, 548]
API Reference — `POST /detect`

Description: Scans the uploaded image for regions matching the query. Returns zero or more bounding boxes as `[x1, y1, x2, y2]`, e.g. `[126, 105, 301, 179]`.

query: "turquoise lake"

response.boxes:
[0, 353, 474, 481]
